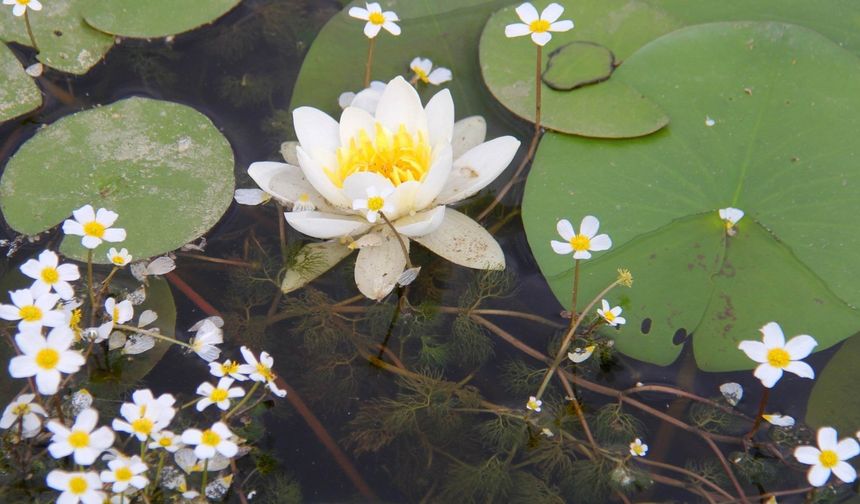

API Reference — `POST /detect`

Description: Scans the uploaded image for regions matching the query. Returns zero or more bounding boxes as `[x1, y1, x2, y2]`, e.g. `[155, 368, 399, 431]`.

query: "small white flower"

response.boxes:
[196, 377, 246, 412]
[504, 2, 573, 46]
[738, 322, 816, 388]
[175, 448, 231, 474]
[62, 205, 126, 249]
[719, 207, 744, 234]
[107, 247, 132, 266]
[4, 0, 42, 17]
[705, 116, 716, 127]
[351, 184, 395, 223]
[410, 57, 452, 86]
[0, 288, 65, 334]
[100, 454, 149, 493]
[189, 319, 223, 362]
[239, 346, 286, 397]
[794, 427, 859, 487]
[540, 427, 554, 438]
[181, 422, 238, 460]
[629, 438, 648, 457]
[149, 430, 183, 452]
[338, 80, 386, 113]
[46, 470, 104, 504]
[104, 297, 134, 325]
[0, 393, 47, 438]
[19, 250, 80, 300]
[551, 216, 612, 260]
[111, 389, 176, 441]
[47, 408, 115, 465]
[9, 327, 85, 395]
[526, 396, 542, 412]
[209, 359, 249, 381]
[234, 188, 272, 206]
[762, 414, 795, 427]
[568, 344, 596, 364]
[130, 255, 176, 282]
[348, 2, 400, 39]
[719, 382, 743, 406]
[597, 299, 626, 327]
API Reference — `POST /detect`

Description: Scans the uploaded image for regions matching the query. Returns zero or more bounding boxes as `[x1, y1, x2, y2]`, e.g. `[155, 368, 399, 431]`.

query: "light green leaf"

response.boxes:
[0, 97, 235, 263]
[806, 335, 860, 434]
[83, 0, 241, 38]
[542, 42, 615, 91]
[0, 43, 41, 122]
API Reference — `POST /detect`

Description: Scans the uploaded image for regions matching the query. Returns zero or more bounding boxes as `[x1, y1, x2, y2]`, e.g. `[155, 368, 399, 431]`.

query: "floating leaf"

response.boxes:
[542, 42, 615, 91]
[806, 335, 860, 433]
[83, 0, 242, 38]
[0, 43, 41, 121]
[0, 97, 235, 263]
[522, 22, 860, 370]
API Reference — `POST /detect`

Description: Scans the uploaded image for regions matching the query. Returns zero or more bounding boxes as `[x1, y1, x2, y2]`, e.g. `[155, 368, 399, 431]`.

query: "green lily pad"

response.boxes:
[522, 22, 860, 371]
[0, 0, 114, 74]
[806, 335, 860, 433]
[542, 42, 615, 91]
[83, 0, 241, 38]
[0, 97, 235, 263]
[0, 43, 41, 122]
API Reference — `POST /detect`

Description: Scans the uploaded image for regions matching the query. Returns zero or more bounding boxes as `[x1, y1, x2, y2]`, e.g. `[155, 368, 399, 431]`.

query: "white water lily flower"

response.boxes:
[234, 188, 272, 206]
[568, 344, 596, 364]
[526, 396, 542, 412]
[0, 288, 65, 334]
[149, 430, 183, 452]
[107, 247, 132, 266]
[410, 57, 453, 86]
[629, 438, 648, 457]
[188, 319, 223, 362]
[0, 393, 47, 437]
[46, 470, 104, 504]
[4, 0, 42, 17]
[209, 359, 248, 381]
[352, 184, 395, 223]
[62, 205, 126, 249]
[762, 414, 795, 427]
[248, 76, 519, 299]
[20, 250, 80, 300]
[196, 377, 245, 411]
[794, 427, 859, 487]
[339, 80, 386, 113]
[504, 2, 574, 46]
[551, 216, 612, 260]
[181, 422, 238, 460]
[112, 389, 176, 441]
[47, 408, 115, 465]
[100, 455, 148, 493]
[348, 2, 400, 38]
[238, 346, 286, 397]
[738, 322, 816, 388]
[9, 327, 85, 394]
[597, 299, 625, 327]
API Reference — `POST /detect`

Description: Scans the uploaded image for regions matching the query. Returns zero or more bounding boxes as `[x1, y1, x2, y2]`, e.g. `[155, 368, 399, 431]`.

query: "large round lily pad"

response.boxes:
[0, 43, 41, 122]
[0, 97, 235, 263]
[83, 0, 242, 38]
[806, 335, 860, 433]
[522, 22, 860, 371]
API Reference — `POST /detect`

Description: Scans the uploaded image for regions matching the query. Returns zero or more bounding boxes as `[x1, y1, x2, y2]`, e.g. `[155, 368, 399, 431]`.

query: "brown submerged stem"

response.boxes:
[746, 386, 770, 439]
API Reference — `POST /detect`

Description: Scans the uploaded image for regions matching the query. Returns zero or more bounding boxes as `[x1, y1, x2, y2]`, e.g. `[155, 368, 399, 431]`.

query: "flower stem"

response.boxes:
[149, 451, 166, 497]
[746, 386, 770, 439]
[224, 381, 260, 420]
[534, 44, 542, 133]
[380, 212, 412, 268]
[363, 37, 376, 88]
[568, 259, 580, 332]
[201, 458, 209, 496]
[113, 324, 193, 349]
[23, 11, 38, 52]
[87, 250, 95, 326]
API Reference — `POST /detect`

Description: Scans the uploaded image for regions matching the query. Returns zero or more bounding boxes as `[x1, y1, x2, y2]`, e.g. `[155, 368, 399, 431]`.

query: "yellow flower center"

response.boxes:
[112, 306, 120, 321]
[68, 476, 88, 495]
[201, 429, 221, 447]
[83, 221, 106, 238]
[41, 267, 60, 284]
[221, 361, 239, 374]
[298, 194, 310, 202]
[256, 363, 275, 382]
[131, 417, 154, 435]
[35, 348, 59, 370]
[115, 466, 133, 482]
[111, 255, 126, 265]
[12, 403, 31, 416]
[68, 430, 90, 448]
[569, 234, 591, 252]
[159, 436, 173, 447]
[331, 123, 432, 188]
[604, 311, 616, 323]
[19, 305, 42, 322]
[819, 450, 838, 468]
[210, 388, 229, 402]
[368, 11, 385, 25]
[412, 66, 429, 83]
[530, 19, 551, 33]
[632, 444, 645, 455]
[766, 348, 790, 368]
[367, 196, 385, 212]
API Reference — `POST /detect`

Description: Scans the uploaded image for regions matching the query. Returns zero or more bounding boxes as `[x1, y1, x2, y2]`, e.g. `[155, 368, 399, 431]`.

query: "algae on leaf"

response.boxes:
[0, 43, 41, 122]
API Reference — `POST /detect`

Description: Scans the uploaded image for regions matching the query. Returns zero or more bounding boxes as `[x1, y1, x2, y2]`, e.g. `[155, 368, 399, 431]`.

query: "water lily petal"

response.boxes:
[414, 143, 453, 209]
[784, 334, 817, 360]
[296, 146, 350, 207]
[339, 106, 377, 147]
[292, 106, 339, 165]
[342, 172, 393, 203]
[389, 181, 422, 220]
[248, 161, 334, 211]
[394, 206, 446, 237]
[452, 116, 486, 159]
[280, 140, 299, 165]
[375, 76, 427, 137]
[354, 232, 407, 301]
[424, 89, 454, 147]
[434, 136, 520, 205]
[284, 211, 370, 239]
[413, 208, 504, 269]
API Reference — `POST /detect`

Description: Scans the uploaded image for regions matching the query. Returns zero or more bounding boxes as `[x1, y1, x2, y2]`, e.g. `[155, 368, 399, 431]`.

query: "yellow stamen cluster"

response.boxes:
[412, 66, 429, 83]
[256, 363, 275, 382]
[604, 311, 616, 323]
[766, 348, 790, 368]
[617, 269, 633, 287]
[570, 235, 590, 252]
[210, 388, 229, 402]
[819, 450, 838, 468]
[83, 221, 106, 238]
[19, 305, 42, 322]
[68, 430, 90, 448]
[529, 19, 550, 33]
[115, 467, 133, 482]
[201, 429, 221, 447]
[368, 11, 385, 25]
[68, 476, 88, 494]
[131, 417, 154, 435]
[330, 123, 431, 188]
[35, 348, 59, 370]
[41, 267, 59, 284]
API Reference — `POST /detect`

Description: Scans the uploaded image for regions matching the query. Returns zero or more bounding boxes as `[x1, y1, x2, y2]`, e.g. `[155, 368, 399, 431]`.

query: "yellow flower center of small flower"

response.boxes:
[331, 123, 432, 188]
[159, 436, 173, 447]
[530, 19, 551, 33]
[210, 388, 229, 402]
[70, 309, 82, 339]
[527, 399, 540, 410]
[12, 403, 31, 416]
[115, 466, 133, 482]
[19, 305, 42, 322]
[131, 417, 154, 435]
[41, 267, 60, 284]
[604, 311, 616, 323]
[111, 254, 126, 265]
[112, 306, 120, 321]
[256, 363, 275, 382]
[368, 11, 385, 25]
[68, 476, 88, 495]
[412, 66, 429, 83]
[766, 348, 790, 368]
[569, 234, 591, 252]
[819, 449, 838, 468]
[68, 430, 90, 448]
[201, 429, 221, 447]
[367, 196, 385, 212]
[298, 194, 310, 202]
[83, 221, 106, 238]
[632, 443, 645, 455]
[221, 361, 239, 374]
[35, 348, 59, 370]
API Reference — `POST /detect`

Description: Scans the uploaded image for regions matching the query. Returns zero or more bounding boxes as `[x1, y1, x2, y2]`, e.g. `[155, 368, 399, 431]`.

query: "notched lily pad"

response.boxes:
[542, 41, 616, 91]
[83, 0, 242, 38]
[806, 334, 860, 434]
[0, 43, 41, 122]
[0, 97, 235, 263]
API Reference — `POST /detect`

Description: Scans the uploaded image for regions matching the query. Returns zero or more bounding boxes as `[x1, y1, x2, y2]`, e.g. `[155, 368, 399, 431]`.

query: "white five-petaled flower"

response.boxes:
[352, 184, 395, 223]
[248, 76, 520, 300]
[568, 344, 596, 364]
[107, 247, 132, 266]
[239, 346, 287, 397]
[338, 80, 386, 112]
[526, 396, 542, 412]
[209, 359, 248, 381]
[597, 299, 626, 327]
[794, 427, 859, 487]
[104, 297, 134, 325]
[348, 2, 400, 39]
[181, 422, 238, 460]
[46, 470, 104, 504]
[738, 322, 816, 388]
[719, 207, 744, 234]
[629, 438, 648, 457]
[62, 205, 126, 249]
[0, 393, 47, 437]
[9, 327, 85, 394]
[148, 430, 183, 452]
[0, 288, 65, 334]
[47, 408, 115, 465]
[551, 216, 612, 260]
[100, 454, 149, 493]
[19, 250, 80, 300]
[410, 57, 453, 86]
[504, 2, 573, 46]
[188, 319, 223, 362]
[111, 389, 176, 441]
[4, 0, 42, 17]
[196, 377, 246, 411]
